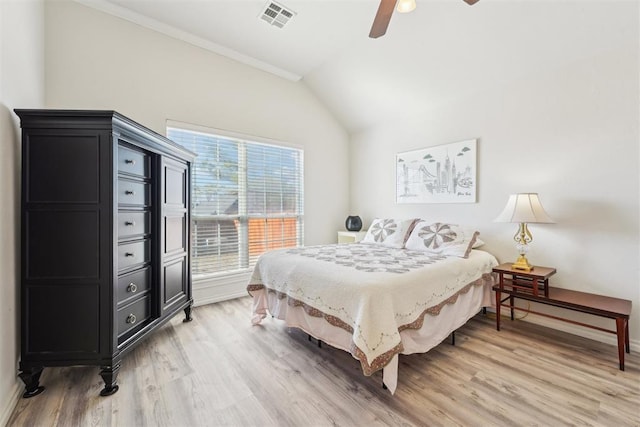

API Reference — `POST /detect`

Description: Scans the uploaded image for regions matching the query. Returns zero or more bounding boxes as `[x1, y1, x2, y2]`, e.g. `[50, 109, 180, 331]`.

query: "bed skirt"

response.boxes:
[250, 281, 494, 393]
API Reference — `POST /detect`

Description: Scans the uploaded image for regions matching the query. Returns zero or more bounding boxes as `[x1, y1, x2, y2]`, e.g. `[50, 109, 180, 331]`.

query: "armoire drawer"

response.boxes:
[117, 296, 151, 338]
[118, 145, 150, 178]
[117, 179, 150, 207]
[118, 239, 150, 271]
[117, 266, 151, 305]
[117, 211, 150, 240]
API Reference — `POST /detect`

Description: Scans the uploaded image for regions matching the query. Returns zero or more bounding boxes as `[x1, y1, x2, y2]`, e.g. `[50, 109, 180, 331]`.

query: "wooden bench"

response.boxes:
[493, 267, 632, 371]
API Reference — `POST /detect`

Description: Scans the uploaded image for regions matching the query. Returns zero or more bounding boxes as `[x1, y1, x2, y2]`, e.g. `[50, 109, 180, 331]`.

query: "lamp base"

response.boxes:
[512, 255, 533, 272]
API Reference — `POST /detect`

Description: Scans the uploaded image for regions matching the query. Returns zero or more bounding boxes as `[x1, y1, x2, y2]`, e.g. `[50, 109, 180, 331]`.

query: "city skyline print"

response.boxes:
[396, 139, 477, 204]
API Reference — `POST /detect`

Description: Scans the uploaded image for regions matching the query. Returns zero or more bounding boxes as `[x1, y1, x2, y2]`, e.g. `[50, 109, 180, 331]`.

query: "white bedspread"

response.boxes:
[248, 243, 498, 381]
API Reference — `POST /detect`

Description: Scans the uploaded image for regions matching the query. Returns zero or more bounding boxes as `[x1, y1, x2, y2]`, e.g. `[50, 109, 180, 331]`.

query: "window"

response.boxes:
[167, 127, 304, 277]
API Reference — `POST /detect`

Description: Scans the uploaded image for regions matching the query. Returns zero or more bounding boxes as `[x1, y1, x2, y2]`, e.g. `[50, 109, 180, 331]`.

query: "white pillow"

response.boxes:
[361, 218, 417, 248]
[404, 221, 480, 258]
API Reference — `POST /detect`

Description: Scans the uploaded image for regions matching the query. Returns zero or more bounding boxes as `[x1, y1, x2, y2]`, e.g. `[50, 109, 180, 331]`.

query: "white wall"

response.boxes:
[349, 19, 640, 347]
[0, 0, 45, 423]
[44, 1, 349, 302]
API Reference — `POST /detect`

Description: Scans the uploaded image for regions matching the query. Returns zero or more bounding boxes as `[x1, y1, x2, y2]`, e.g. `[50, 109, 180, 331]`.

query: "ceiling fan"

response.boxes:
[369, 0, 480, 38]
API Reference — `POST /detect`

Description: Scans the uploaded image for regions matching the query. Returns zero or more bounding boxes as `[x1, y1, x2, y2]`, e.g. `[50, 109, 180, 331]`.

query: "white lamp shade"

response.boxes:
[396, 0, 416, 13]
[494, 193, 554, 224]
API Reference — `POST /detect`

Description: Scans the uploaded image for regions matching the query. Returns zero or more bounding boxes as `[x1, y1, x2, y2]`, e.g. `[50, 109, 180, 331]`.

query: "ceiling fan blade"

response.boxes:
[369, 0, 397, 39]
[462, 0, 480, 5]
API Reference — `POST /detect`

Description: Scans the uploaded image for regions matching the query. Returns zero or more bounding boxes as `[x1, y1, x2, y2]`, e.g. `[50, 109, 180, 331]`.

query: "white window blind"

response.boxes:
[167, 127, 304, 277]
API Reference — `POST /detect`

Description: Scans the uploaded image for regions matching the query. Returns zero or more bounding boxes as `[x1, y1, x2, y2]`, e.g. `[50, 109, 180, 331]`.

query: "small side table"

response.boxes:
[337, 231, 367, 244]
[493, 263, 557, 326]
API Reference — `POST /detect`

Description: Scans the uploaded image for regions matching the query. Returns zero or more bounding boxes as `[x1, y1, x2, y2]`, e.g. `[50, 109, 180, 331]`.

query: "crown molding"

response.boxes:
[73, 0, 302, 82]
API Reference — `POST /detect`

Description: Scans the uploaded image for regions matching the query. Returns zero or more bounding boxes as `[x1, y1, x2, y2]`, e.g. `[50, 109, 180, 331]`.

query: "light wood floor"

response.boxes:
[8, 296, 640, 426]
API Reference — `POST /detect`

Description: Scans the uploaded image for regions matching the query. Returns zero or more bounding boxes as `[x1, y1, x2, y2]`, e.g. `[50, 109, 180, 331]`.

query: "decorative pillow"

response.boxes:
[404, 221, 480, 258]
[361, 218, 418, 248]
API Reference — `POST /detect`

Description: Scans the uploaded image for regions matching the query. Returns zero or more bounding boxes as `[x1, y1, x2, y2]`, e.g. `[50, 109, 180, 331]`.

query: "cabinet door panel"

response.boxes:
[26, 210, 99, 279]
[26, 134, 99, 203]
[25, 285, 100, 356]
[164, 162, 186, 208]
[165, 214, 186, 255]
[163, 258, 187, 308]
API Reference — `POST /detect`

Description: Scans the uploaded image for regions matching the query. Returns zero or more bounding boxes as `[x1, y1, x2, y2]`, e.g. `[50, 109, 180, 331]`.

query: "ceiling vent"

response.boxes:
[259, 1, 296, 29]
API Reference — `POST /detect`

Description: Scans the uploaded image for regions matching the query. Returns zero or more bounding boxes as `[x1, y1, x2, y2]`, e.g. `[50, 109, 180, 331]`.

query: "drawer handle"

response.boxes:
[126, 314, 137, 324]
[125, 252, 135, 257]
[124, 221, 136, 226]
[124, 190, 135, 196]
[124, 159, 136, 165]
[127, 283, 138, 293]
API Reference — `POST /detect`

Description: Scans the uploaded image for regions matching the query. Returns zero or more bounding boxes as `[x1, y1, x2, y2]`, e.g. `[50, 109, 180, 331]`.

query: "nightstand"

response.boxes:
[492, 263, 556, 323]
[337, 231, 367, 244]
[493, 263, 556, 299]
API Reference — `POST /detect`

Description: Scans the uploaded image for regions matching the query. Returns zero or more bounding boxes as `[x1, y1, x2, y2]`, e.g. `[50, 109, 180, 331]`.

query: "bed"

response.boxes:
[247, 219, 498, 393]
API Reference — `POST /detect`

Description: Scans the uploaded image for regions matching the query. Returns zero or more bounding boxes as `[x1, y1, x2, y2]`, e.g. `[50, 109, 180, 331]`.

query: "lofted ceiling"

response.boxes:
[77, 0, 380, 80]
[76, 0, 634, 133]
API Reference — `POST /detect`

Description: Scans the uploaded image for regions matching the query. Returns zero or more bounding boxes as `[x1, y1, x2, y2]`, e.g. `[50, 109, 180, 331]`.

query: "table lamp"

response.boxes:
[494, 193, 554, 272]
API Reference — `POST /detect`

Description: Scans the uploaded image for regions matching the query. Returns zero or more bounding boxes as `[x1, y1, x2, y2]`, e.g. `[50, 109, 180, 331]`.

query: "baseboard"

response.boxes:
[192, 272, 251, 307]
[193, 288, 247, 307]
[0, 381, 22, 426]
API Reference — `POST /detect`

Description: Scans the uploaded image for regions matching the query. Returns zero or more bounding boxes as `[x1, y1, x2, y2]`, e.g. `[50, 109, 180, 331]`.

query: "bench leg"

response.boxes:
[625, 318, 630, 354]
[495, 289, 501, 331]
[510, 294, 515, 321]
[615, 317, 625, 371]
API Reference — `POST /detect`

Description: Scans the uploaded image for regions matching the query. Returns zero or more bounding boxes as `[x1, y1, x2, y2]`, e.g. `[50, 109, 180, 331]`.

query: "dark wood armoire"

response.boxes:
[15, 109, 195, 397]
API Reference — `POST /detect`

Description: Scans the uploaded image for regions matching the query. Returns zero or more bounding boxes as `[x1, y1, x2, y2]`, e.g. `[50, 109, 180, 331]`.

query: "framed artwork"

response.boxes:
[396, 139, 477, 204]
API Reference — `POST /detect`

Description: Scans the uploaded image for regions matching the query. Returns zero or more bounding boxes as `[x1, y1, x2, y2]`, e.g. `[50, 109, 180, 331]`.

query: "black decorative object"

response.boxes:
[345, 215, 363, 231]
